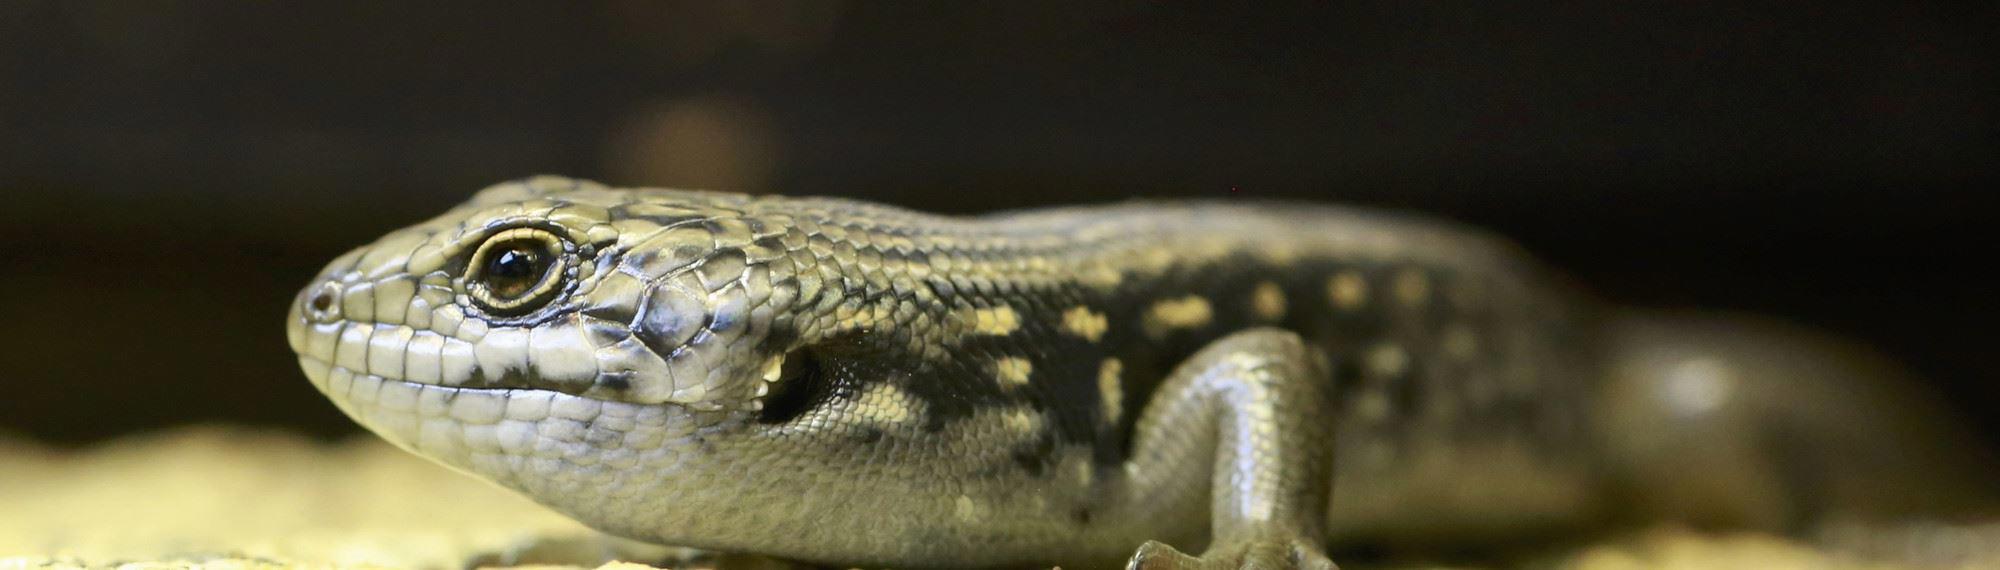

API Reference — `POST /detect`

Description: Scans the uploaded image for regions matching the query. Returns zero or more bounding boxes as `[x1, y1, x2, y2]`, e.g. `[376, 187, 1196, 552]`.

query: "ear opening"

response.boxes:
[757, 347, 828, 424]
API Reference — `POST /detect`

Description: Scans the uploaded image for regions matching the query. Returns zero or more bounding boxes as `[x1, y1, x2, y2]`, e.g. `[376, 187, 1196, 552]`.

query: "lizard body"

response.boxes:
[286, 176, 1992, 568]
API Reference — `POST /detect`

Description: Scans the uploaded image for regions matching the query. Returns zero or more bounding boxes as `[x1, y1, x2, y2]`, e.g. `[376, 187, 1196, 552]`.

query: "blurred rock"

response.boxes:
[0, 427, 649, 568]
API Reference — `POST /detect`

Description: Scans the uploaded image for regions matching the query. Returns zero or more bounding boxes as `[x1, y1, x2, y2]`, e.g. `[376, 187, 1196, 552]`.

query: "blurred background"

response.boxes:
[2, 2, 1993, 446]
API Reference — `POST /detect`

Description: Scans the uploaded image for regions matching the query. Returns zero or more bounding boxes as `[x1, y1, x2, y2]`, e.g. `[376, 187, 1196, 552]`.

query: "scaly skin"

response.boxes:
[286, 176, 1994, 568]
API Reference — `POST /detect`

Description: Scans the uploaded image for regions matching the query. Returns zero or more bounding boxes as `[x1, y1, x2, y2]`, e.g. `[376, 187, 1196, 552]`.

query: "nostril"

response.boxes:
[307, 282, 341, 318]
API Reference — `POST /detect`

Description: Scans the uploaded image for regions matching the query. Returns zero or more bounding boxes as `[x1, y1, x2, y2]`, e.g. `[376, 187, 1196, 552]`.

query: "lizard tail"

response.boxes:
[1589, 310, 1999, 531]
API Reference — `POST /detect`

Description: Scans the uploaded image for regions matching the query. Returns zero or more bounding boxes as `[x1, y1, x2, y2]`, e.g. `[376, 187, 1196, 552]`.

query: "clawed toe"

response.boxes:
[1125, 539, 1336, 570]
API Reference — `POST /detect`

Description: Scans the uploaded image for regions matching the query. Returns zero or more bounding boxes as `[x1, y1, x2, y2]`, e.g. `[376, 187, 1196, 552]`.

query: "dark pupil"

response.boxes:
[484, 245, 544, 298]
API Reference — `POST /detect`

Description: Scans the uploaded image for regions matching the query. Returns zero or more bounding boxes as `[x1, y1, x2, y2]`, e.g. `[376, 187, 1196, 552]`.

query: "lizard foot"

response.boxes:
[1125, 538, 1337, 570]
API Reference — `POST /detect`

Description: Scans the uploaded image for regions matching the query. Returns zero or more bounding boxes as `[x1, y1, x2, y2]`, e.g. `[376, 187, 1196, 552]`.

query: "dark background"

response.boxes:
[2, 2, 1993, 445]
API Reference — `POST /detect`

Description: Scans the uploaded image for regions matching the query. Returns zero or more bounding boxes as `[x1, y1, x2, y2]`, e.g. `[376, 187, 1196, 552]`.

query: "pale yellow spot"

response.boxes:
[961, 305, 1021, 336]
[1251, 281, 1287, 321]
[1079, 265, 1124, 289]
[1003, 408, 1044, 433]
[854, 383, 920, 426]
[1328, 272, 1368, 310]
[1061, 306, 1110, 342]
[1442, 323, 1479, 360]
[1071, 458, 1095, 488]
[1366, 343, 1409, 378]
[994, 357, 1034, 387]
[1393, 269, 1431, 306]
[1143, 295, 1213, 338]
[1098, 358, 1124, 424]
[955, 495, 979, 521]
[1137, 247, 1177, 273]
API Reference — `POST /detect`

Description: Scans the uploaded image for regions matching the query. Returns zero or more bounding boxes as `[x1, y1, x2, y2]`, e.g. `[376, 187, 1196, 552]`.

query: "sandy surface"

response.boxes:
[0, 427, 1988, 569]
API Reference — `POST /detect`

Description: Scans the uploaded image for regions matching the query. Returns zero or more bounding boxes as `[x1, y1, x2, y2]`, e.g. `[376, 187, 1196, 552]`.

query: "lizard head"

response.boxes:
[288, 176, 809, 417]
[284, 178, 868, 542]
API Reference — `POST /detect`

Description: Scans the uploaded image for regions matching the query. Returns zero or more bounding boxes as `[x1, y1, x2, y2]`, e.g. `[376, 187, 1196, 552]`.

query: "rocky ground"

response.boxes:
[1, 427, 1988, 570]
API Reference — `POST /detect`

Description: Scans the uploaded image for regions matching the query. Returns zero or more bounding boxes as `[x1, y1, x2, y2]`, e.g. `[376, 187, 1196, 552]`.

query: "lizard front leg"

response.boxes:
[1114, 328, 1339, 570]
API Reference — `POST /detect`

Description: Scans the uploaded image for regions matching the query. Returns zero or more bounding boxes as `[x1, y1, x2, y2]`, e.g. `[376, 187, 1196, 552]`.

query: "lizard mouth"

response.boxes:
[297, 352, 597, 419]
[294, 352, 701, 468]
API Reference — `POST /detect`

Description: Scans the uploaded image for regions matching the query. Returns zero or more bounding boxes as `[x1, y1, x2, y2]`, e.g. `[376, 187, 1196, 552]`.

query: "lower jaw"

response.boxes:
[300, 356, 762, 537]
[295, 355, 699, 478]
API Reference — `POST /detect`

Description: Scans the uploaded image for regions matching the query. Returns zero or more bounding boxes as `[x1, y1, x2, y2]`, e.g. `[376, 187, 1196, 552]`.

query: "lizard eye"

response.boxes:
[465, 227, 570, 316]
